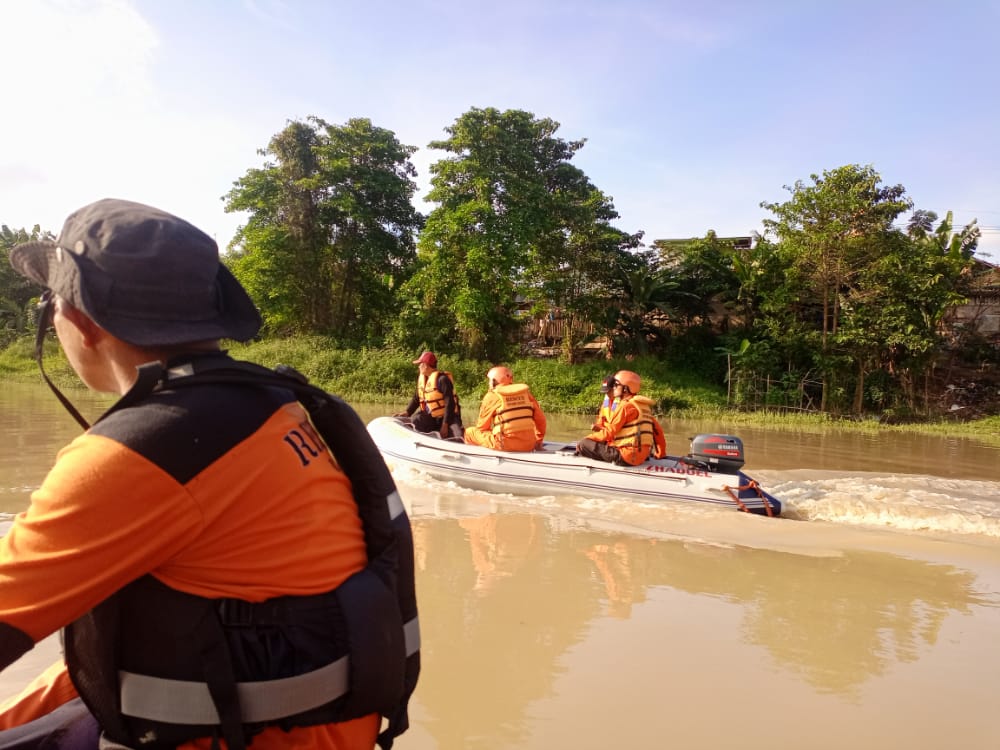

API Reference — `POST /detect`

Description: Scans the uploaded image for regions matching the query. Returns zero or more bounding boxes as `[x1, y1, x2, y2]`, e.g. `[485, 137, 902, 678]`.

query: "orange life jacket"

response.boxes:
[489, 384, 537, 443]
[611, 395, 657, 454]
[417, 370, 455, 418]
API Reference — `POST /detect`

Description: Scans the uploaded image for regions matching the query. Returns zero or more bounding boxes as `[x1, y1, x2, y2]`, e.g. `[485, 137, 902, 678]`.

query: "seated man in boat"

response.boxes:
[0, 199, 418, 750]
[395, 350, 464, 439]
[464, 366, 547, 451]
[575, 370, 667, 466]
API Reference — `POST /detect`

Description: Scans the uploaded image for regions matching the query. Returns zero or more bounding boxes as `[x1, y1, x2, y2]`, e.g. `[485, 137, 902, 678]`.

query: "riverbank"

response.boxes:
[2, 336, 996, 443]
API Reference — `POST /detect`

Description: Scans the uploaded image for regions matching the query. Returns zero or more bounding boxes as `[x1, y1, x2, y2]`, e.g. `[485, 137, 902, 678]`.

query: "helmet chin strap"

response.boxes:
[34, 291, 91, 431]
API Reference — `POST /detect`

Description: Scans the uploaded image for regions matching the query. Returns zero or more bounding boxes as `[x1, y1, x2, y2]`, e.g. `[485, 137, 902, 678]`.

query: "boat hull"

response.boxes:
[366, 417, 782, 516]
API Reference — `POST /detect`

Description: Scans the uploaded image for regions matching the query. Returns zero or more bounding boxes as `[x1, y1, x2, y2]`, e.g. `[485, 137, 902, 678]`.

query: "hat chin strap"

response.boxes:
[34, 292, 91, 431]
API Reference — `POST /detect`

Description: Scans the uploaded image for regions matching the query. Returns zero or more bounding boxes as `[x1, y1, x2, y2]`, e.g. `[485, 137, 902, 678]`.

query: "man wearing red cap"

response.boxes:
[395, 351, 463, 438]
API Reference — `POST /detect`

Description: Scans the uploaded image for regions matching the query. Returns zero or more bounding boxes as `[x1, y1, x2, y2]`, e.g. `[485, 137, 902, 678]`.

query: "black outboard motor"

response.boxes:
[683, 434, 745, 474]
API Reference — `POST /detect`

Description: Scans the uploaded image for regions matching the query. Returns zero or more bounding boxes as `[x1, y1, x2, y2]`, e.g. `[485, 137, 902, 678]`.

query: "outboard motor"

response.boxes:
[683, 434, 745, 474]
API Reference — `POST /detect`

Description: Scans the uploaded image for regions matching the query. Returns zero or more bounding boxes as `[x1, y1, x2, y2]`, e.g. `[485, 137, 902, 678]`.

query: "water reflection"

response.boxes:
[708, 546, 976, 699]
[413, 514, 598, 748]
[0, 382, 113, 514]
[410, 506, 984, 748]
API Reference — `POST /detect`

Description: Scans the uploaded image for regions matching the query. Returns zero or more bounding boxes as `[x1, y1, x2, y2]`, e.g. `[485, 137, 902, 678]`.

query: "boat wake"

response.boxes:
[392, 465, 1000, 544]
[758, 470, 1000, 539]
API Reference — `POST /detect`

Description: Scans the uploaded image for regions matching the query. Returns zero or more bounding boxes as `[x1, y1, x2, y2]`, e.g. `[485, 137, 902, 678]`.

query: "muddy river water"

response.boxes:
[2, 381, 998, 749]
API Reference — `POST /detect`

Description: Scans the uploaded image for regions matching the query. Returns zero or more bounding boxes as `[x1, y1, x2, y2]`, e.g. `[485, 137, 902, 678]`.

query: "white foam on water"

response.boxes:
[390, 463, 1000, 545]
[764, 472, 1000, 538]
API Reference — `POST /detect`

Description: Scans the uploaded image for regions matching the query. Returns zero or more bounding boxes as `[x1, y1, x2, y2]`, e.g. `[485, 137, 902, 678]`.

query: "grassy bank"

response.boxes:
[2, 335, 997, 443]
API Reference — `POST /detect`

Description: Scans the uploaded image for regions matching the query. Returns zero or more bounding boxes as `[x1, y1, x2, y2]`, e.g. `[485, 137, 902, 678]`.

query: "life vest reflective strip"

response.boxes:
[417, 370, 452, 418]
[114, 485, 420, 726]
[118, 610, 421, 725]
[120, 655, 350, 725]
[489, 384, 536, 438]
[611, 395, 657, 450]
[63, 359, 419, 750]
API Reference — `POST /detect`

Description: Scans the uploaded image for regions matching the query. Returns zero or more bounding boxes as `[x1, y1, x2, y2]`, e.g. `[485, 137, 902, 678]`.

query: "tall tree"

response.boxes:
[224, 117, 422, 341]
[760, 165, 913, 410]
[654, 231, 750, 327]
[837, 211, 977, 413]
[606, 256, 695, 357]
[396, 107, 633, 361]
[0, 224, 52, 342]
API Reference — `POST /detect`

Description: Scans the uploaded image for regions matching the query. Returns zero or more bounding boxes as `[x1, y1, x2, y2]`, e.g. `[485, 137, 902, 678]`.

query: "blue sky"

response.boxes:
[2, 0, 998, 260]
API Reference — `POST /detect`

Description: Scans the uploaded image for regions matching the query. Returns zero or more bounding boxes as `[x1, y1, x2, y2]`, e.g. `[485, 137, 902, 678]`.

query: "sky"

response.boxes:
[1, 0, 998, 261]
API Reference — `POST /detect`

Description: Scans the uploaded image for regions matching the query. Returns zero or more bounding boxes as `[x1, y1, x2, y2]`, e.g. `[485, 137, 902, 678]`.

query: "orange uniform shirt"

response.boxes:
[0, 376, 378, 749]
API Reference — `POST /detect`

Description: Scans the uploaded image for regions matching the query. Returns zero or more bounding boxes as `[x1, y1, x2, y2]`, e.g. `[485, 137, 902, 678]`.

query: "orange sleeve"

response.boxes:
[653, 418, 667, 458]
[0, 660, 78, 729]
[531, 395, 546, 442]
[473, 391, 500, 433]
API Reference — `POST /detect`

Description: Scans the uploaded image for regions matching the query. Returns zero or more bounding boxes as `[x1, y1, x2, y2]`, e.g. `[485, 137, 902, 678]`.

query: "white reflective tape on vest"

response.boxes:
[386, 490, 404, 520]
[119, 617, 420, 725]
[404, 615, 420, 656]
[119, 655, 349, 724]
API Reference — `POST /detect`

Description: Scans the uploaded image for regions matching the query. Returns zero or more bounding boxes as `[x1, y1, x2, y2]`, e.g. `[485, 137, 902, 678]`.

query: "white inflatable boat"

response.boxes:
[366, 416, 782, 516]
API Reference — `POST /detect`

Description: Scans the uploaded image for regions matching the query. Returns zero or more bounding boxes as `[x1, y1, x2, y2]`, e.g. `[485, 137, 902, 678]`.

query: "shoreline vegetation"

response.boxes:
[2, 335, 996, 444]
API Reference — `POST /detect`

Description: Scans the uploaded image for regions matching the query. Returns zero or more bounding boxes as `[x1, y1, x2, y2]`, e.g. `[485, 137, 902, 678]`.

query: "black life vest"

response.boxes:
[62, 357, 419, 750]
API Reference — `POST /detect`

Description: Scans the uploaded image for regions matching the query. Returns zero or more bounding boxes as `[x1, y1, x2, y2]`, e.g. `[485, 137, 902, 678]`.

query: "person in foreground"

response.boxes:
[575, 370, 667, 466]
[395, 350, 463, 439]
[0, 199, 419, 750]
[463, 366, 546, 451]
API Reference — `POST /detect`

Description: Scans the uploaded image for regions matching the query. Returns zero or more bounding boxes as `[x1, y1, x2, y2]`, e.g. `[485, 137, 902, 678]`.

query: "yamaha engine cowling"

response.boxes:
[685, 434, 745, 474]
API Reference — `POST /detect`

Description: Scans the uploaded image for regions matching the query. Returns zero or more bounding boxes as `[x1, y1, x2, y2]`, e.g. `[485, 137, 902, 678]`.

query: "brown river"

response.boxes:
[2, 380, 999, 749]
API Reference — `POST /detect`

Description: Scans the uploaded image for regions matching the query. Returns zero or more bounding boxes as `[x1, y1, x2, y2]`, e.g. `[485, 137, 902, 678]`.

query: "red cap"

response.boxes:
[412, 350, 437, 367]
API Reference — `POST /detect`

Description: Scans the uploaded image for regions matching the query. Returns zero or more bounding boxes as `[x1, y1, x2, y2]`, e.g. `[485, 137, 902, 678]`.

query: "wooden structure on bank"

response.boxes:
[949, 258, 1000, 341]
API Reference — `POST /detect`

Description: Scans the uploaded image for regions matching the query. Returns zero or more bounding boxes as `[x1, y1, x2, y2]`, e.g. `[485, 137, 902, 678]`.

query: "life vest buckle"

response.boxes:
[217, 598, 258, 627]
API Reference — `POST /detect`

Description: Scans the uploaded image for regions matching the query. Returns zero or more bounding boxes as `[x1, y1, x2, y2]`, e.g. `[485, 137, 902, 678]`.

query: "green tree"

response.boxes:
[837, 212, 976, 414]
[224, 116, 422, 342]
[0, 224, 52, 343]
[654, 232, 743, 326]
[760, 164, 913, 411]
[527, 166, 641, 362]
[601, 252, 699, 358]
[396, 107, 633, 361]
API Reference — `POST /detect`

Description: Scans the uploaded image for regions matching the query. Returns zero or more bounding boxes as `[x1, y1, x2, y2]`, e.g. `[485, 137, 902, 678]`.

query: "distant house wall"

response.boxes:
[948, 259, 1000, 339]
[519, 311, 596, 343]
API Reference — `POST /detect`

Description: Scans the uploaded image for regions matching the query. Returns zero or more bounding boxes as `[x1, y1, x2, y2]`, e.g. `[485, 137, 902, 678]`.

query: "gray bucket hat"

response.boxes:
[10, 198, 261, 346]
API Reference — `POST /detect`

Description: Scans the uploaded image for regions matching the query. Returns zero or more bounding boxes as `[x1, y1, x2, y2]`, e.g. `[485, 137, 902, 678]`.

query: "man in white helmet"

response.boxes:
[464, 366, 546, 451]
